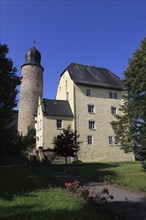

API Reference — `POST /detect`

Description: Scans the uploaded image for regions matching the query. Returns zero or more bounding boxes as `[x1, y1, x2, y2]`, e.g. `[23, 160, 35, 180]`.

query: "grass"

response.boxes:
[0, 167, 107, 220]
[51, 161, 146, 192]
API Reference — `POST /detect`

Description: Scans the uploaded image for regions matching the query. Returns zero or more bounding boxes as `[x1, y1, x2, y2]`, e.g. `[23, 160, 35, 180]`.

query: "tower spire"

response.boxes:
[33, 40, 35, 47]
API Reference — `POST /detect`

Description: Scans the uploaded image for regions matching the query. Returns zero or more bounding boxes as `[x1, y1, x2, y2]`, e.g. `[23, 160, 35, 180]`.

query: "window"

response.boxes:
[111, 107, 117, 115]
[89, 120, 95, 130]
[87, 135, 93, 144]
[109, 92, 118, 99]
[66, 92, 69, 100]
[56, 119, 62, 129]
[88, 105, 95, 113]
[114, 93, 117, 99]
[65, 80, 67, 89]
[108, 136, 118, 145]
[86, 89, 91, 96]
[109, 92, 113, 98]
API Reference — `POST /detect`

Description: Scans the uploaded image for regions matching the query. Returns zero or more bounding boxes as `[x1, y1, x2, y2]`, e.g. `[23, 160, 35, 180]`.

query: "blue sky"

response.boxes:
[1, 0, 146, 103]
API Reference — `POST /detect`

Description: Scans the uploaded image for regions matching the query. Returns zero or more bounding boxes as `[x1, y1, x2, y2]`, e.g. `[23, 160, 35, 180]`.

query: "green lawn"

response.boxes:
[51, 161, 146, 192]
[0, 167, 107, 220]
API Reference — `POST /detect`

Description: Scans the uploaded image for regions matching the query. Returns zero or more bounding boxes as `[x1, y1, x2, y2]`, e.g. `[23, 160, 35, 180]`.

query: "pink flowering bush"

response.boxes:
[65, 180, 80, 193]
[92, 188, 114, 205]
[65, 180, 114, 208]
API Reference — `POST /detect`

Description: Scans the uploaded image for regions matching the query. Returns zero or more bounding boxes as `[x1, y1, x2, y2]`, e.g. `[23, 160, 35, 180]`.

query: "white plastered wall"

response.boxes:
[74, 85, 134, 162]
[43, 116, 73, 149]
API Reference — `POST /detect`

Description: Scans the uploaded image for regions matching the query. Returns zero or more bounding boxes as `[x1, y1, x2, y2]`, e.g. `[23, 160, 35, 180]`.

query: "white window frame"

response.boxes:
[88, 104, 95, 114]
[87, 135, 93, 144]
[88, 120, 96, 130]
[56, 119, 63, 129]
[108, 136, 118, 145]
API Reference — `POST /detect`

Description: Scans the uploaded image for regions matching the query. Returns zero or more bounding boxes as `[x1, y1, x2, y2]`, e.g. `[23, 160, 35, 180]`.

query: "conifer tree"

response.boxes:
[52, 126, 81, 164]
[0, 44, 20, 153]
[111, 38, 146, 165]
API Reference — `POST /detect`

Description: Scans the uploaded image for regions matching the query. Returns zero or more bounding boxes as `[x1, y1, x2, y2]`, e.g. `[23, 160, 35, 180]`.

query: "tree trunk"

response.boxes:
[65, 156, 67, 165]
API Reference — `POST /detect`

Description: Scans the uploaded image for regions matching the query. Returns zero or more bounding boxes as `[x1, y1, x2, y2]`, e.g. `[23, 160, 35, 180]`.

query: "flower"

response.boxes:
[65, 182, 72, 188]
[109, 195, 114, 199]
[75, 180, 80, 187]
[65, 180, 80, 193]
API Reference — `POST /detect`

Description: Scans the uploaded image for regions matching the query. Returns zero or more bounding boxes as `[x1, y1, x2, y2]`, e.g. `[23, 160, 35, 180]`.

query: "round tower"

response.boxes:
[18, 43, 44, 135]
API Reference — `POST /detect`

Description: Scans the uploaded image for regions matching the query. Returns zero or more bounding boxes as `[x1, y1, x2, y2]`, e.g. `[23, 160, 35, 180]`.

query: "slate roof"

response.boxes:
[62, 63, 124, 90]
[42, 99, 73, 117]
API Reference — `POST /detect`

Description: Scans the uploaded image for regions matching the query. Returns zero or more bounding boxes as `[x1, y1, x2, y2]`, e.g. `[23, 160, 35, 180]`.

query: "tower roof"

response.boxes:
[22, 43, 44, 70]
[25, 46, 41, 65]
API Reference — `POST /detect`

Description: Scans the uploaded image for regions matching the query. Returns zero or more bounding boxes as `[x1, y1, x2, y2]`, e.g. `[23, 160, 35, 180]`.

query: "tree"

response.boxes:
[52, 126, 81, 164]
[0, 44, 20, 154]
[111, 38, 146, 167]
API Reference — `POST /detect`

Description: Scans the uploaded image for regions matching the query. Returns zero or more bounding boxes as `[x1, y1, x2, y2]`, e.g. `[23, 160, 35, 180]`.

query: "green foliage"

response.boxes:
[21, 127, 36, 149]
[14, 127, 36, 150]
[111, 38, 146, 166]
[0, 44, 20, 154]
[52, 126, 81, 164]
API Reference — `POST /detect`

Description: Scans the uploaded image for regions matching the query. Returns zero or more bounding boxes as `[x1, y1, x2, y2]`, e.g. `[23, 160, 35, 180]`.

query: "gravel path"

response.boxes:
[35, 167, 146, 220]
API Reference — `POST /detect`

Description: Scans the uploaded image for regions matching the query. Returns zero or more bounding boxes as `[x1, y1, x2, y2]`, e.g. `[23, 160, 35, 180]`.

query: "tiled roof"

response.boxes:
[42, 99, 73, 117]
[63, 63, 124, 90]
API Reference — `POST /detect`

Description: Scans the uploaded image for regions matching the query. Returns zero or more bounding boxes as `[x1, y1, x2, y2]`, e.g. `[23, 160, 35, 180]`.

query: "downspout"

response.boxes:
[42, 115, 44, 148]
[73, 85, 78, 161]
[73, 85, 77, 131]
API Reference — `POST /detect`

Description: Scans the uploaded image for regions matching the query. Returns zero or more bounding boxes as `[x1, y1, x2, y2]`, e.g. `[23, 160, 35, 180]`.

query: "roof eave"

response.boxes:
[75, 82, 124, 91]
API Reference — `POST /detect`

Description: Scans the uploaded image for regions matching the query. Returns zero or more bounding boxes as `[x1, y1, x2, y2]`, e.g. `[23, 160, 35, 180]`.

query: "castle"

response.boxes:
[18, 45, 134, 162]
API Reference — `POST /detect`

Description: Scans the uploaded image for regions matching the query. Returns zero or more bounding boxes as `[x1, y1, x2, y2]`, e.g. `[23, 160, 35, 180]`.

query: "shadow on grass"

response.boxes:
[0, 198, 146, 220]
[0, 166, 55, 201]
[50, 162, 120, 182]
[0, 203, 107, 220]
